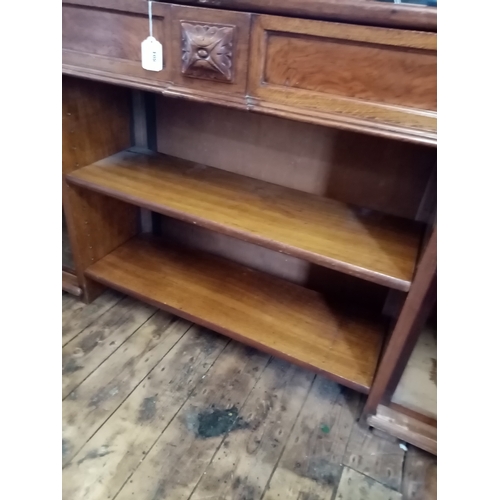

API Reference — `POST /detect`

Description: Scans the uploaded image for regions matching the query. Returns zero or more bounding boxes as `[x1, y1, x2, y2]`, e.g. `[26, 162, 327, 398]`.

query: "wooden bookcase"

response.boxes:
[62, 0, 437, 454]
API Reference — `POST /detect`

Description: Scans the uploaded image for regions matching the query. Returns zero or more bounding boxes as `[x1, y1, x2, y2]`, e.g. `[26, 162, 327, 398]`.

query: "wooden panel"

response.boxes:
[168, 4, 251, 95]
[392, 325, 437, 420]
[155, 97, 434, 300]
[368, 405, 437, 455]
[62, 76, 131, 175]
[162, 0, 437, 32]
[62, 209, 75, 272]
[62, 271, 81, 296]
[67, 150, 423, 290]
[63, 76, 137, 301]
[62, 2, 170, 83]
[363, 228, 436, 416]
[156, 98, 436, 220]
[249, 15, 437, 144]
[85, 236, 387, 392]
[64, 184, 139, 302]
[265, 35, 436, 111]
[160, 218, 388, 312]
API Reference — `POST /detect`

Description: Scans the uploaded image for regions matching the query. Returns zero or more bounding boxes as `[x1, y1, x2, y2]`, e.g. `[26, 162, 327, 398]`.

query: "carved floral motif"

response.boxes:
[181, 22, 234, 82]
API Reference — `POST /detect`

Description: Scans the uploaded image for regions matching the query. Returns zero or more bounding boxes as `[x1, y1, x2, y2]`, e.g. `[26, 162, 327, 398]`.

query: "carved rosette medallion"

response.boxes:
[180, 22, 235, 82]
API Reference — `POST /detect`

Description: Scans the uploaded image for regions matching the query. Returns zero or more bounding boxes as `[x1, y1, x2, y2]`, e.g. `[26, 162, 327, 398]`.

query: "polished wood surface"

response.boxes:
[155, 98, 434, 301]
[62, 1, 169, 85]
[367, 405, 437, 456]
[62, 270, 82, 297]
[61, 0, 438, 455]
[249, 15, 436, 144]
[65, 184, 139, 300]
[62, 1, 437, 146]
[67, 149, 423, 291]
[156, 98, 436, 220]
[264, 28, 436, 110]
[165, 0, 437, 31]
[62, 76, 136, 301]
[85, 236, 386, 392]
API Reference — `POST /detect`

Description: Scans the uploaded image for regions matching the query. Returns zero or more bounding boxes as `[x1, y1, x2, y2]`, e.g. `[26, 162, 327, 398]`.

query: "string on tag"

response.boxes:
[142, 0, 163, 71]
[148, 1, 153, 38]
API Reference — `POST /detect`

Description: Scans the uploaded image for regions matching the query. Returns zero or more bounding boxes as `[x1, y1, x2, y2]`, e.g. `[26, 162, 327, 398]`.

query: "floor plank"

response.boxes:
[263, 378, 361, 500]
[62, 296, 155, 398]
[62, 325, 228, 500]
[62, 290, 123, 346]
[343, 412, 405, 491]
[401, 445, 437, 500]
[190, 357, 315, 500]
[62, 294, 437, 500]
[114, 341, 270, 500]
[334, 467, 402, 500]
[62, 311, 192, 465]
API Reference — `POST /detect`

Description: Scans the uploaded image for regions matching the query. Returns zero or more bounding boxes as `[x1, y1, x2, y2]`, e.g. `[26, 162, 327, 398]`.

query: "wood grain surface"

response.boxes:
[85, 236, 387, 392]
[67, 149, 423, 290]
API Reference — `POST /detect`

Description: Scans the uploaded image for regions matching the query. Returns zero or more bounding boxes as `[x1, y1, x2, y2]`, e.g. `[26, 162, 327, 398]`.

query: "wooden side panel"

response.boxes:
[363, 228, 437, 417]
[64, 185, 139, 302]
[248, 15, 437, 143]
[62, 76, 131, 175]
[63, 76, 138, 302]
[62, 2, 170, 84]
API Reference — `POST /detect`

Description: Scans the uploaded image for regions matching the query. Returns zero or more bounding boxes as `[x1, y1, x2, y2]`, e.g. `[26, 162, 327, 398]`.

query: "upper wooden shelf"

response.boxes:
[86, 236, 386, 392]
[66, 149, 423, 291]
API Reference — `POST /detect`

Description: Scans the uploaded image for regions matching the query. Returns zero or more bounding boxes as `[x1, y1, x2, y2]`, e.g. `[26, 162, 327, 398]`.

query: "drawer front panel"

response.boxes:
[62, 2, 169, 84]
[249, 15, 437, 135]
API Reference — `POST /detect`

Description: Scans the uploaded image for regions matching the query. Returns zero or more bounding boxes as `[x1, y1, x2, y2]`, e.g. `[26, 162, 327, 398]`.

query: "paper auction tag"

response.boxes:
[141, 36, 163, 72]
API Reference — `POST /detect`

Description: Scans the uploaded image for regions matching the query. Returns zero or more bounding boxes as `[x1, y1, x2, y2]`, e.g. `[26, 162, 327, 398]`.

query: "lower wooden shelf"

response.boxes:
[85, 236, 387, 392]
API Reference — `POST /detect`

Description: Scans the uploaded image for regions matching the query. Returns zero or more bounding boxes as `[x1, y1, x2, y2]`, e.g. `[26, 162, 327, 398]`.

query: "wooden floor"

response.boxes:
[62, 291, 437, 500]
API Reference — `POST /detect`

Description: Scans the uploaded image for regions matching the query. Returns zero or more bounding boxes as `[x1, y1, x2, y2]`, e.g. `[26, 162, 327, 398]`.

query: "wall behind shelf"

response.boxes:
[154, 96, 436, 311]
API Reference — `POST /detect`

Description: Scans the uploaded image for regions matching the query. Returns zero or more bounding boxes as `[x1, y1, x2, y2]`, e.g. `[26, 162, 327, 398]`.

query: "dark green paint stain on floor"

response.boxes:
[188, 406, 250, 439]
